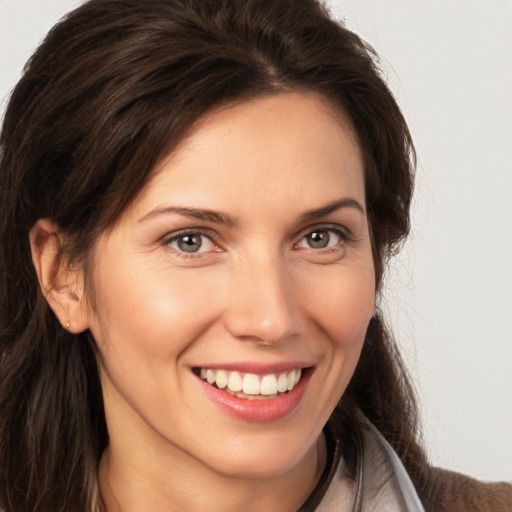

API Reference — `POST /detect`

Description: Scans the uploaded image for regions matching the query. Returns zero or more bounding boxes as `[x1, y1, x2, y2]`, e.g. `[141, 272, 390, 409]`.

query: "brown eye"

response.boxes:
[167, 232, 215, 254]
[296, 228, 345, 250]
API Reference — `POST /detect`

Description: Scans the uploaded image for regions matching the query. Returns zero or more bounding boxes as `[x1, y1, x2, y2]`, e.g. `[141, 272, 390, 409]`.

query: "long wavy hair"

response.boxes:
[0, 0, 428, 510]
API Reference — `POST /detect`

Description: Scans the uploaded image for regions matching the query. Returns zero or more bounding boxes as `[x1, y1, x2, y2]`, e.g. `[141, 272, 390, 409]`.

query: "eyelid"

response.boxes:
[161, 227, 211, 243]
[294, 224, 351, 245]
[159, 223, 351, 257]
[161, 228, 222, 255]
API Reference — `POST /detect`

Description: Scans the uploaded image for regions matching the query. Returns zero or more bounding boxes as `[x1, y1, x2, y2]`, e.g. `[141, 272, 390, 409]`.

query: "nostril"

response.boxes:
[223, 313, 300, 346]
[223, 265, 299, 343]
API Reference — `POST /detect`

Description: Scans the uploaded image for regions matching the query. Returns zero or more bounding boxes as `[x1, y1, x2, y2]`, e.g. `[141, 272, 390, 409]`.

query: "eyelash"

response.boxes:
[162, 228, 219, 259]
[294, 226, 349, 253]
[162, 225, 350, 259]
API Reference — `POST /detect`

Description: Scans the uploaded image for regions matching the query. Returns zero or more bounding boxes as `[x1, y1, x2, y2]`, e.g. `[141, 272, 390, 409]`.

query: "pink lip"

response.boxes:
[196, 368, 312, 422]
[193, 360, 313, 375]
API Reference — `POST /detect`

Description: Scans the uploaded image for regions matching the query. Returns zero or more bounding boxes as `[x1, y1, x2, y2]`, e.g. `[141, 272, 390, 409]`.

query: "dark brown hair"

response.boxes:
[0, 0, 425, 510]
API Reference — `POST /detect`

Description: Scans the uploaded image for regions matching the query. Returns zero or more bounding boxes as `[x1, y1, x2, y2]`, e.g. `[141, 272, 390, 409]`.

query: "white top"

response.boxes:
[316, 419, 425, 512]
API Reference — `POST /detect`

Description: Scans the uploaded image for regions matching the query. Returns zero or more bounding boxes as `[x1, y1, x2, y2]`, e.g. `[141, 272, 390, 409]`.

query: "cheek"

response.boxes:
[88, 255, 224, 367]
[301, 260, 376, 347]
[293, 258, 375, 429]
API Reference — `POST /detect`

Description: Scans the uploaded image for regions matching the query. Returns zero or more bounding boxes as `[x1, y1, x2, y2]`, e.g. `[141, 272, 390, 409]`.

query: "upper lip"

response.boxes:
[192, 361, 314, 375]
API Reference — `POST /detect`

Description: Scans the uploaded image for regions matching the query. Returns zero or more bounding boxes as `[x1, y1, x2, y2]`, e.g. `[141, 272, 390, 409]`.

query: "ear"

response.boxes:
[29, 218, 89, 333]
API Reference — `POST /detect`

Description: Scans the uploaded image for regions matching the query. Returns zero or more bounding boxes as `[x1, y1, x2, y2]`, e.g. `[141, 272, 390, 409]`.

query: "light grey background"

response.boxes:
[1, 0, 511, 482]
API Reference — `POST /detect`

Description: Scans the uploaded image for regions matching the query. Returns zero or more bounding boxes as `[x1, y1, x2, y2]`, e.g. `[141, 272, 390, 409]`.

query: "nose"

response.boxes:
[223, 251, 300, 345]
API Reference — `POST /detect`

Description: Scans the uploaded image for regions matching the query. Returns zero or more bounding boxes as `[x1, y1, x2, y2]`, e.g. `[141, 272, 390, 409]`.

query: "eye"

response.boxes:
[296, 228, 345, 250]
[166, 231, 216, 254]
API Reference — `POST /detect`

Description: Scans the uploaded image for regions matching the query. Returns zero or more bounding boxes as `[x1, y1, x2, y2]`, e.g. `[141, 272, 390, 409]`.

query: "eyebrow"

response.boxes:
[138, 206, 237, 226]
[298, 197, 365, 222]
[138, 197, 364, 226]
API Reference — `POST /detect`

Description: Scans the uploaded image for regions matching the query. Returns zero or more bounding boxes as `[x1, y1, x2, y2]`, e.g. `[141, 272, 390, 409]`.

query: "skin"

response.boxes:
[32, 91, 376, 511]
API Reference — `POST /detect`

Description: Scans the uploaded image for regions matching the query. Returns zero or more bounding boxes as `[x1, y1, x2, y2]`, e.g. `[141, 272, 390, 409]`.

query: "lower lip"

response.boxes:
[197, 370, 311, 422]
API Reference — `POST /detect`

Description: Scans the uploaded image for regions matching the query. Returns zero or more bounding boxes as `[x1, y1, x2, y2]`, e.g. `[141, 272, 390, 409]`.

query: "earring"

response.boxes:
[65, 321, 70, 329]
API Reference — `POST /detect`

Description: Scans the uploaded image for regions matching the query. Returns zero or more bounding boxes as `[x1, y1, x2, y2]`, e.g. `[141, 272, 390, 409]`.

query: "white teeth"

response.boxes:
[277, 372, 288, 393]
[215, 370, 228, 389]
[206, 369, 216, 385]
[260, 374, 278, 395]
[287, 370, 296, 391]
[242, 373, 260, 395]
[227, 371, 243, 392]
[198, 367, 304, 397]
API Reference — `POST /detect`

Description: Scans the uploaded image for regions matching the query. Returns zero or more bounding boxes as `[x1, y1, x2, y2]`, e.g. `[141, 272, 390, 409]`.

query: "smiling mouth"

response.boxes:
[194, 368, 304, 400]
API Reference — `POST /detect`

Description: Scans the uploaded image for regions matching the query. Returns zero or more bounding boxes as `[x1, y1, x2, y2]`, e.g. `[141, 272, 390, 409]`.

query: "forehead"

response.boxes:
[126, 92, 365, 222]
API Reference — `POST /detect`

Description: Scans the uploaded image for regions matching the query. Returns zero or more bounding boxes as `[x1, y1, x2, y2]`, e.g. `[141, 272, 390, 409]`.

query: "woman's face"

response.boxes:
[85, 92, 375, 478]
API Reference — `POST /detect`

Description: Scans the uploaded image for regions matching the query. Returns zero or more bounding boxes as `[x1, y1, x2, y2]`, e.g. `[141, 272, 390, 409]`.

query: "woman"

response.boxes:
[0, 1, 510, 511]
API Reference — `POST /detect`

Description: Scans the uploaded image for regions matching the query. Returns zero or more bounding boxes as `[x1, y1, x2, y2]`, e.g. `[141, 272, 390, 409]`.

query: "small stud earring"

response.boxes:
[65, 322, 70, 329]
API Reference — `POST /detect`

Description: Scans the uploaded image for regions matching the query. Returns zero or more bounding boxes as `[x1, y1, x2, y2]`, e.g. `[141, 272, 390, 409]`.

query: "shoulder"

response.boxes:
[422, 467, 512, 512]
[357, 414, 512, 512]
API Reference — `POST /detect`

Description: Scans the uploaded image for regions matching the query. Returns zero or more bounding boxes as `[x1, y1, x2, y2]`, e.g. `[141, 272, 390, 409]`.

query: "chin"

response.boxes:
[202, 431, 317, 479]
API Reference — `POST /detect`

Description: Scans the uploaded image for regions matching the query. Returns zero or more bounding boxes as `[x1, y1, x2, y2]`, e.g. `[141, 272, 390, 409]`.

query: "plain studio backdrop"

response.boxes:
[1, 0, 511, 482]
